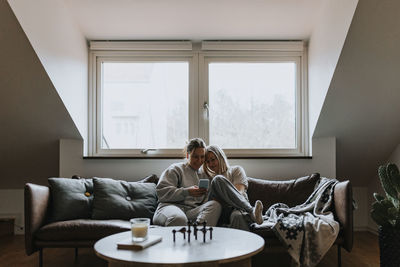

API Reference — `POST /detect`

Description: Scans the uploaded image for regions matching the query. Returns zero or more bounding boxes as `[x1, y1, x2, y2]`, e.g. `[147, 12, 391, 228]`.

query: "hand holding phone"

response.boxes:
[188, 185, 207, 197]
[199, 179, 209, 189]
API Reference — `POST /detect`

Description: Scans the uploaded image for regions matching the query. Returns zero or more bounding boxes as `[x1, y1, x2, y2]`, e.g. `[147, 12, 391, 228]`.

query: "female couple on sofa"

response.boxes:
[153, 138, 264, 230]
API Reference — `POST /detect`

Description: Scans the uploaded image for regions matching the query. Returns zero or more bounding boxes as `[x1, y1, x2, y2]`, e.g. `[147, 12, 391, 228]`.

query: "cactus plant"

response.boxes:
[371, 163, 400, 228]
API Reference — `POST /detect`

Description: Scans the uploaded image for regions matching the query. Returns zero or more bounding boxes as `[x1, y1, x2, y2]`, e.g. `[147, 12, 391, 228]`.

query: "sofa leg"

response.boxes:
[74, 247, 78, 262]
[39, 249, 43, 267]
[337, 245, 342, 267]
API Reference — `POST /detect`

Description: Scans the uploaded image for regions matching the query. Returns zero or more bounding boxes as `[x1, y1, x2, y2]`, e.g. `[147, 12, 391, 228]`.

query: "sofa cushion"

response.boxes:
[247, 173, 320, 212]
[35, 219, 130, 241]
[48, 178, 94, 222]
[92, 178, 158, 220]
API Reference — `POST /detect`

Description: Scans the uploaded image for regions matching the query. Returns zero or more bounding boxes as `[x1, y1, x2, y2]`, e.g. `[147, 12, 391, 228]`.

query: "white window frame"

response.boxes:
[88, 41, 308, 157]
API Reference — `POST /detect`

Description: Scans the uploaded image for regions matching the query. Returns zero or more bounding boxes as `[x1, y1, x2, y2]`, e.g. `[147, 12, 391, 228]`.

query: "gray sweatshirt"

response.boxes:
[156, 162, 207, 208]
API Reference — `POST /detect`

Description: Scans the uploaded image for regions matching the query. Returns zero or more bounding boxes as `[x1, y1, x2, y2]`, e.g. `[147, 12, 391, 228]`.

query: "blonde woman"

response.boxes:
[204, 145, 263, 230]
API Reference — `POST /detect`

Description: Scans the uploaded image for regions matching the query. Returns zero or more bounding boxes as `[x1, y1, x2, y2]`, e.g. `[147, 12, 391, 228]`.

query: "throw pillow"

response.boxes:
[92, 178, 158, 220]
[48, 177, 94, 222]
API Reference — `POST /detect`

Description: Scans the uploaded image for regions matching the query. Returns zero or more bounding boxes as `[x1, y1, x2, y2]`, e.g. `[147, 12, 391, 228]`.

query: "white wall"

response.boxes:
[7, 0, 88, 152]
[367, 144, 400, 232]
[60, 137, 336, 180]
[308, 0, 358, 138]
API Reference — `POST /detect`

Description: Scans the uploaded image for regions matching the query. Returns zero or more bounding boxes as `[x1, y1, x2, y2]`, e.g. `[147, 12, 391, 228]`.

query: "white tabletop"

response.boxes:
[94, 226, 264, 266]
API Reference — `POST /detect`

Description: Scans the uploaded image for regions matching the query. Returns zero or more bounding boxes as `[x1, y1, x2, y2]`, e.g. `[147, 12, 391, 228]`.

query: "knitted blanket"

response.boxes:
[263, 177, 339, 267]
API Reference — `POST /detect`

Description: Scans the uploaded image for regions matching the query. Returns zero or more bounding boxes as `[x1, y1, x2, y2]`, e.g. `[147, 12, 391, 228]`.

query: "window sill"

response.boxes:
[83, 156, 312, 160]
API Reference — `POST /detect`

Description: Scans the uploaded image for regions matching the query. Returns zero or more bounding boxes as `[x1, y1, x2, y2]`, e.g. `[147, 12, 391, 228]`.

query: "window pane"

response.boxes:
[102, 62, 188, 149]
[209, 62, 296, 149]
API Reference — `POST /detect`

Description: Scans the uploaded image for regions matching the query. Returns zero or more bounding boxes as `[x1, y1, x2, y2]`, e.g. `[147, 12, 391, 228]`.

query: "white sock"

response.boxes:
[251, 200, 263, 225]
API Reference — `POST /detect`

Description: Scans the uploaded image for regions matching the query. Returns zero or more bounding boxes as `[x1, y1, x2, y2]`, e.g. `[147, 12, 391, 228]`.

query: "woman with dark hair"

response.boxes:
[153, 138, 222, 226]
[204, 145, 263, 230]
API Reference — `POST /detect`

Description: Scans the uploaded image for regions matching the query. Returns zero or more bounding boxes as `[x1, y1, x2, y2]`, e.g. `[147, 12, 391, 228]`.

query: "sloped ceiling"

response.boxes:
[0, 1, 81, 188]
[314, 0, 400, 186]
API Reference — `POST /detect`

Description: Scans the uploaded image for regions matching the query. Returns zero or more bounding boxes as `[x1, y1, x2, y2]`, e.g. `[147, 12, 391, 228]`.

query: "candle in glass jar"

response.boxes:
[130, 218, 150, 242]
[132, 223, 148, 237]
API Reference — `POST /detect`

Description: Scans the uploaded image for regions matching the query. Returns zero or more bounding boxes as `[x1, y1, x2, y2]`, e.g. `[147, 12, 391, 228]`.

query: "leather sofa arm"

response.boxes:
[24, 183, 50, 255]
[333, 180, 353, 252]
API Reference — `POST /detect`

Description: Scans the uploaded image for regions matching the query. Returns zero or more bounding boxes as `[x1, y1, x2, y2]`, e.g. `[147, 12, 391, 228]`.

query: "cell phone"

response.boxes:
[199, 179, 209, 189]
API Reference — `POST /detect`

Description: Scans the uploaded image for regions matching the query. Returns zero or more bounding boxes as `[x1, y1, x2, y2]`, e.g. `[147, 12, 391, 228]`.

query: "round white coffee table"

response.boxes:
[94, 226, 264, 267]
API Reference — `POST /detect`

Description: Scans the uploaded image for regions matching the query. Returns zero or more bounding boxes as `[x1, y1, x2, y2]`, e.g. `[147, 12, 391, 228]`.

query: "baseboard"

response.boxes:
[354, 226, 378, 235]
[0, 213, 24, 235]
[0, 189, 25, 235]
[366, 227, 378, 235]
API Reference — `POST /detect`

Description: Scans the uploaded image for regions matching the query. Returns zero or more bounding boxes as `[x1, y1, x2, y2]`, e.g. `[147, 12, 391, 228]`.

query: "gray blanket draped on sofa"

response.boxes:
[262, 177, 339, 267]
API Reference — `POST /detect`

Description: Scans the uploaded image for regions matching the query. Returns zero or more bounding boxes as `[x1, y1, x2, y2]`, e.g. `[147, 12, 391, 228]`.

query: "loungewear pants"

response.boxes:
[208, 175, 254, 230]
[153, 200, 221, 227]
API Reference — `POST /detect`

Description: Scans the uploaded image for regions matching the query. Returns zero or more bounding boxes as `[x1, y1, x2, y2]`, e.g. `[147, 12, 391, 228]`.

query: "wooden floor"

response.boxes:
[0, 231, 379, 267]
[318, 231, 380, 267]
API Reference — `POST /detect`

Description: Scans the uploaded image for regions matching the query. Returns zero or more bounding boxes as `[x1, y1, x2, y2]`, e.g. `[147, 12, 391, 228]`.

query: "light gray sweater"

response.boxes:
[156, 162, 207, 208]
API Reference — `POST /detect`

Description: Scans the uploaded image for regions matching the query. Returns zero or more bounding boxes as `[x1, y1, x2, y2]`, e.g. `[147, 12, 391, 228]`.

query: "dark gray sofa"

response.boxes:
[24, 173, 353, 267]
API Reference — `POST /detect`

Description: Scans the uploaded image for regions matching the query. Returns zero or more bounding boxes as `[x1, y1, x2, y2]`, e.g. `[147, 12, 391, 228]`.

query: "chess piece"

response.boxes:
[193, 222, 198, 240]
[201, 222, 207, 243]
[187, 221, 192, 243]
[178, 227, 186, 240]
[209, 227, 213, 240]
[172, 229, 176, 242]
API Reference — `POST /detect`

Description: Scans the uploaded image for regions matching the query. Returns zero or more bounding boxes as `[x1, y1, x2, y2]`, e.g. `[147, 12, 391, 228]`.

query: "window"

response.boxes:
[102, 62, 189, 149]
[208, 62, 296, 148]
[89, 41, 308, 157]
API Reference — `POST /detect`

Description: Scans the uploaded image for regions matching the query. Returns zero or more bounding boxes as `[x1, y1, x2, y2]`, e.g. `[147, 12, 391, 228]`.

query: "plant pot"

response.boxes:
[379, 226, 400, 267]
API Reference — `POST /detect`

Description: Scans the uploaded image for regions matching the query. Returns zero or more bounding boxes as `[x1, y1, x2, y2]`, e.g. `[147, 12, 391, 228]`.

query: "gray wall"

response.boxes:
[0, 1, 81, 189]
[314, 0, 400, 186]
